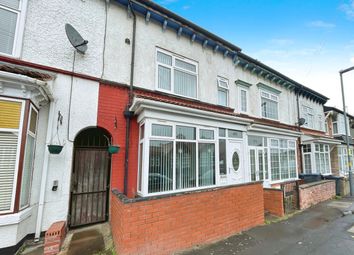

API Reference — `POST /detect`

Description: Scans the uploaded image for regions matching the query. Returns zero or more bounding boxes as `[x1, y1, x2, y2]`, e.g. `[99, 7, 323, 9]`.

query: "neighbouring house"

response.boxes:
[323, 106, 354, 196]
[0, 0, 337, 254]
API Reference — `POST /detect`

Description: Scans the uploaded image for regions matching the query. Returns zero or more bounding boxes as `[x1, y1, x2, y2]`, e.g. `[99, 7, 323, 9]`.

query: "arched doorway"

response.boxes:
[69, 127, 111, 228]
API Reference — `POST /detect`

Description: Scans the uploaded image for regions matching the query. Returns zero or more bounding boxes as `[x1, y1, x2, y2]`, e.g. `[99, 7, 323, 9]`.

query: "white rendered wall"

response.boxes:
[21, 0, 307, 127]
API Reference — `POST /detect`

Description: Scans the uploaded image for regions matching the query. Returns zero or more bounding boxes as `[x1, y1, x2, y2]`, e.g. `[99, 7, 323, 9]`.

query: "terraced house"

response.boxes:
[0, 0, 338, 254]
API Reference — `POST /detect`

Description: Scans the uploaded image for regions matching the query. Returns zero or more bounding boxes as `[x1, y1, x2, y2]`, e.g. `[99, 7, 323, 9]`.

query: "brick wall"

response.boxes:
[44, 221, 66, 255]
[299, 180, 335, 210]
[263, 188, 284, 217]
[97, 84, 139, 198]
[110, 182, 264, 255]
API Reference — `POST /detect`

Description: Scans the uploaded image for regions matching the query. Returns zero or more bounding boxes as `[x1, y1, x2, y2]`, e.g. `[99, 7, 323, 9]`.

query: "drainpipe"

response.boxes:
[123, 0, 136, 196]
[35, 101, 55, 241]
[296, 88, 304, 175]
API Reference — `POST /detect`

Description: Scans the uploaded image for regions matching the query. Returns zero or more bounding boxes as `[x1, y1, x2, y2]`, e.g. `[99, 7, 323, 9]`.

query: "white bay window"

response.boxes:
[270, 139, 297, 181]
[139, 121, 216, 195]
[156, 49, 198, 98]
[301, 143, 331, 175]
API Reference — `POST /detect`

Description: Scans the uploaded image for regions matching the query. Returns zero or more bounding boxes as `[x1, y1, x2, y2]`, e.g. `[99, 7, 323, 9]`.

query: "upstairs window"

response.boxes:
[217, 77, 228, 107]
[302, 106, 314, 129]
[156, 49, 198, 99]
[0, 0, 26, 56]
[239, 88, 248, 113]
[261, 90, 279, 120]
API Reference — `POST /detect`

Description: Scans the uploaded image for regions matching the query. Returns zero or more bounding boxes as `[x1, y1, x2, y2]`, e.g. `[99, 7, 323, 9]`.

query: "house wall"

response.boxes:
[299, 180, 335, 210]
[263, 188, 284, 217]
[97, 84, 139, 198]
[330, 146, 339, 176]
[110, 182, 264, 255]
[21, 0, 302, 127]
[298, 95, 325, 131]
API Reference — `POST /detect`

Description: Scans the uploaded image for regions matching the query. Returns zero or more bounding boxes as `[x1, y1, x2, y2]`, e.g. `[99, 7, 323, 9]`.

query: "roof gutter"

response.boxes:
[0, 70, 53, 103]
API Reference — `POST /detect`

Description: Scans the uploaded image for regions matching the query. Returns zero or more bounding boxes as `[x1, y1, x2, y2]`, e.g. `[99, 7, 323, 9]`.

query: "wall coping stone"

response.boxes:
[264, 188, 282, 192]
[299, 180, 334, 189]
[112, 181, 263, 204]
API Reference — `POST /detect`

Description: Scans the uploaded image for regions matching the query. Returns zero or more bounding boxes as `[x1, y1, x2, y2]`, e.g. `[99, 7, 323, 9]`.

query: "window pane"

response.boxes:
[29, 109, 38, 134]
[271, 139, 279, 147]
[261, 97, 278, 119]
[0, 0, 20, 9]
[219, 139, 226, 175]
[218, 80, 228, 88]
[0, 8, 17, 55]
[140, 124, 145, 139]
[241, 90, 247, 112]
[228, 129, 242, 138]
[264, 149, 269, 179]
[151, 124, 172, 137]
[218, 88, 227, 106]
[280, 149, 289, 179]
[0, 131, 18, 212]
[199, 129, 214, 140]
[218, 128, 226, 137]
[20, 135, 35, 208]
[176, 142, 196, 189]
[250, 149, 256, 181]
[315, 153, 320, 173]
[158, 65, 171, 90]
[198, 143, 215, 186]
[148, 141, 173, 193]
[176, 126, 195, 140]
[138, 143, 143, 191]
[271, 148, 280, 180]
[175, 59, 196, 72]
[304, 154, 312, 174]
[174, 69, 197, 98]
[157, 51, 172, 65]
[248, 135, 263, 146]
[258, 150, 264, 180]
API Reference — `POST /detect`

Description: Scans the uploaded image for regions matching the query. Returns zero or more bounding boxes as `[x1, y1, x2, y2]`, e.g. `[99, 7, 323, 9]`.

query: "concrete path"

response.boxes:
[180, 198, 354, 255]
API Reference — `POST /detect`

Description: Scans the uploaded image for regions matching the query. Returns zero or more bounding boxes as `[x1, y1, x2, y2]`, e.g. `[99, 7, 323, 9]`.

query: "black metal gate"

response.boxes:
[69, 128, 111, 228]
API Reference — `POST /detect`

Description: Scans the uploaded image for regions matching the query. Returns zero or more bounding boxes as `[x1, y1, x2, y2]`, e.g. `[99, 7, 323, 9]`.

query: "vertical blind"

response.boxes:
[148, 141, 173, 193]
[198, 143, 215, 186]
[241, 90, 247, 112]
[147, 124, 215, 193]
[19, 135, 34, 208]
[0, 131, 18, 212]
[0, 5, 18, 55]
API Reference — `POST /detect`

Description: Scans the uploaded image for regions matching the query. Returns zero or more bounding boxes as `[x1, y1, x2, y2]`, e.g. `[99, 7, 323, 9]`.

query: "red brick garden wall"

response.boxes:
[299, 180, 335, 210]
[263, 188, 284, 217]
[110, 182, 264, 255]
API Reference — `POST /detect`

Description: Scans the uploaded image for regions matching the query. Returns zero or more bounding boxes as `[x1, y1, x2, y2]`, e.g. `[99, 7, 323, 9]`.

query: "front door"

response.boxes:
[227, 140, 244, 184]
[69, 148, 110, 227]
[250, 148, 269, 184]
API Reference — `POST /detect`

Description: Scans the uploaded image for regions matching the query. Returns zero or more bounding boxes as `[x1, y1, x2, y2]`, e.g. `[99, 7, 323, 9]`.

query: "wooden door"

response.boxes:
[69, 148, 110, 227]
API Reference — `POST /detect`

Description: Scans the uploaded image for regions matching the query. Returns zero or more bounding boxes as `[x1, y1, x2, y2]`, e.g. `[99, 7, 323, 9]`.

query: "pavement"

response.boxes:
[19, 223, 114, 255]
[180, 197, 354, 255]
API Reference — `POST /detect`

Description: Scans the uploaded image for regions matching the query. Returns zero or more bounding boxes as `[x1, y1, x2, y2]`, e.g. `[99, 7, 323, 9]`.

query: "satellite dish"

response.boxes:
[65, 24, 88, 54]
[298, 118, 306, 126]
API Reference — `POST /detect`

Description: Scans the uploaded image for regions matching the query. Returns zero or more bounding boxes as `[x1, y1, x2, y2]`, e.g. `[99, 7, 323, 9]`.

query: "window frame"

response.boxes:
[155, 48, 199, 99]
[0, 0, 28, 57]
[260, 89, 279, 120]
[269, 138, 298, 183]
[301, 105, 315, 129]
[239, 87, 249, 113]
[138, 119, 218, 196]
[19, 104, 38, 210]
[217, 76, 229, 107]
[0, 96, 26, 214]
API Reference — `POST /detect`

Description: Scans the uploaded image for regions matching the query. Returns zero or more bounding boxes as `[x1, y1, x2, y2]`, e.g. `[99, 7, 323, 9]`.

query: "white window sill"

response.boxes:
[0, 207, 32, 226]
